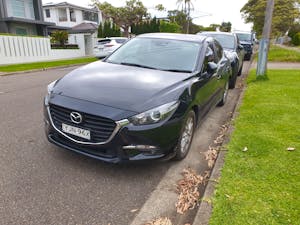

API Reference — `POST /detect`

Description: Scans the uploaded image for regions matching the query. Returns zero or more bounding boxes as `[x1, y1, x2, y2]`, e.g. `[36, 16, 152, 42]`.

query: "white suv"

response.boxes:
[93, 37, 128, 58]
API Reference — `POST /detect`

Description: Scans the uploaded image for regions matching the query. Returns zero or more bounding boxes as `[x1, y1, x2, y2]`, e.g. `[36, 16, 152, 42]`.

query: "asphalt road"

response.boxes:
[0, 62, 249, 225]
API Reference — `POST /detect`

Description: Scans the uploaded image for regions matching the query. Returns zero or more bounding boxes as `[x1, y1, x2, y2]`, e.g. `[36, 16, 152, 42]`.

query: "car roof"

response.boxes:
[234, 31, 252, 34]
[199, 31, 236, 37]
[137, 33, 207, 43]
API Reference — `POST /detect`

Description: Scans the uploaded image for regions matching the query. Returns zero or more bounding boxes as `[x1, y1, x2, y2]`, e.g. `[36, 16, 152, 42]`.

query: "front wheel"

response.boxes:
[218, 81, 229, 107]
[174, 111, 196, 160]
[238, 62, 243, 76]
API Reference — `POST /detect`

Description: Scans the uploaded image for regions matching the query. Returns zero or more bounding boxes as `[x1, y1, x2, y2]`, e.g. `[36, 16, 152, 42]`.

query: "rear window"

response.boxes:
[115, 39, 127, 44]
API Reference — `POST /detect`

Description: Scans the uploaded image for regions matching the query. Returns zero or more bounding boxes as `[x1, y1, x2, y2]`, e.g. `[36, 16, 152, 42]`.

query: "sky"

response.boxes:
[42, 0, 253, 31]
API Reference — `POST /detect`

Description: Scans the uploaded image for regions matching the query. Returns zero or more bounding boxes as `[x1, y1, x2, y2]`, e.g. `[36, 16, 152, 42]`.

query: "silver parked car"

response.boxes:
[93, 37, 128, 58]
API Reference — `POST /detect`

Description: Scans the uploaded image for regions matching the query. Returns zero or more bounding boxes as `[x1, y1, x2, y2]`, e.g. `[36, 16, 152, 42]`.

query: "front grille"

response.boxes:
[242, 44, 252, 51]
[49, 133, 117, 159]
[49, 104, 117, 143]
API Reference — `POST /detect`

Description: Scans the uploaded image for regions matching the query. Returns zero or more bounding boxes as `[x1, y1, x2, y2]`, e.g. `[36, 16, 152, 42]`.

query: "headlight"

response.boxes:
[45, 80, 57, 106]
[47, 80, 57, 95]
[129, 101, 179, 126]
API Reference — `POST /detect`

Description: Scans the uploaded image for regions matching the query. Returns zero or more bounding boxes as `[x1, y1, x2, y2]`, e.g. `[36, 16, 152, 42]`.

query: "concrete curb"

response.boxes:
[192, 59, 253, 225]
[0, 63, 89, 77]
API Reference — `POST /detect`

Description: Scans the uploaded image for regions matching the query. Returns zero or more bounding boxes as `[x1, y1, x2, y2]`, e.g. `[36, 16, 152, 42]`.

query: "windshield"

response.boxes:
[236, 33, 252, 42]
[205, 34, 235, 50]
[105, 37, 201, 72]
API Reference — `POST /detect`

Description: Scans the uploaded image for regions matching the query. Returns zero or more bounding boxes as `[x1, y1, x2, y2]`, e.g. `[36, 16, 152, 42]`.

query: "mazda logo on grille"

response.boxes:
[70, 112, 82, 124]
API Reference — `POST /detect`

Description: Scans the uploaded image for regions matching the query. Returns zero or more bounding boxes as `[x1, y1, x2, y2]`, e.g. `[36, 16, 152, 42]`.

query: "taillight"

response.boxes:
[104, 44, 114, 47]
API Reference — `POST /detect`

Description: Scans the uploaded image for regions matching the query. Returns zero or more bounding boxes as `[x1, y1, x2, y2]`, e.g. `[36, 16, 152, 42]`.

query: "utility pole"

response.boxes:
[256, 0, 275, 76]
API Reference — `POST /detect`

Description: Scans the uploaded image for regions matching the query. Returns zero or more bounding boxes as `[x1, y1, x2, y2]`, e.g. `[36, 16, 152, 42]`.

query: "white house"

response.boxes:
[43, 2, 102, 55]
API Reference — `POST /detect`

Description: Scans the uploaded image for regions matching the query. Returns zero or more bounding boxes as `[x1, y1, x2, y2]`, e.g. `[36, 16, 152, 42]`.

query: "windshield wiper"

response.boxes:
[162, 69, 192, 73]
[120, 62, 158, 70]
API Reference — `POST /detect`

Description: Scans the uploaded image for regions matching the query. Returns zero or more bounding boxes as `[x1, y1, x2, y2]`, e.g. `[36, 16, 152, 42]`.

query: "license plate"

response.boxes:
[62, 123, 91, 140]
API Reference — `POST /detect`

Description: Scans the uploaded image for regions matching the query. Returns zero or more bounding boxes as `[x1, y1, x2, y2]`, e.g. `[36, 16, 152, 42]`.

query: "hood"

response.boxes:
[53, 61, 192, 113]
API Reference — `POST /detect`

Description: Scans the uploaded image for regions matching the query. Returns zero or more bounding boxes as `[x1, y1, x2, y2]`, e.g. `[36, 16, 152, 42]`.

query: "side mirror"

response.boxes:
[207, 62, 218, 74]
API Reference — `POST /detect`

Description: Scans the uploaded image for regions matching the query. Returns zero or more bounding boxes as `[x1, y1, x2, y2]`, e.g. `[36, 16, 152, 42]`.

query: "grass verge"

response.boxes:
[267, 45, 300, 62]
[210, 70, 300, 225]
[0, 57, 98, 72]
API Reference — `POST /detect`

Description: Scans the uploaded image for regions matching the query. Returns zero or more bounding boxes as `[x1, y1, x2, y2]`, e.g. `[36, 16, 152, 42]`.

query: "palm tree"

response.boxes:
[176, 0, 194, 33]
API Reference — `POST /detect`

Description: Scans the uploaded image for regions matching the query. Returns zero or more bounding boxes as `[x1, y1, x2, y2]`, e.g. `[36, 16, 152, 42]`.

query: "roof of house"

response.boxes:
[43, 2, 99, 12]
[68, 22, 98, 34]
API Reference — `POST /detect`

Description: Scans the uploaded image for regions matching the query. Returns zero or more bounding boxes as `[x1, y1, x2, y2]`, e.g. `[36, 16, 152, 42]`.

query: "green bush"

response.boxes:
[50, 30, 68, 46]
[291, 32, 300, 46]
[159, 21, 181, 33]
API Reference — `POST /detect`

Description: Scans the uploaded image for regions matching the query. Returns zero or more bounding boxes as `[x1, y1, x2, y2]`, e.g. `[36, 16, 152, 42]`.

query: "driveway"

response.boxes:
[0, 62, 250, 224]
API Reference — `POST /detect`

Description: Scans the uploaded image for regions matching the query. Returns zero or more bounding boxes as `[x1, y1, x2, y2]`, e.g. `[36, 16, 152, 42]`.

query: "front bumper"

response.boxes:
[44, 102, 183, 163]
[241, 44, 253, 59]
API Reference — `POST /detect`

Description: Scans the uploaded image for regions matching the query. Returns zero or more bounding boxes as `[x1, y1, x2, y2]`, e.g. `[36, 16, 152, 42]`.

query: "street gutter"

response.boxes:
[0, 63, 88, 77]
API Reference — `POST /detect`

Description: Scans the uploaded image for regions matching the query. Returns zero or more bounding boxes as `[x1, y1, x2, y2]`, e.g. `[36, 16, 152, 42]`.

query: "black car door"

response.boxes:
[211, 40, 228, 105]
[236, 36, 245, 68]
[192, 43, 221, 118]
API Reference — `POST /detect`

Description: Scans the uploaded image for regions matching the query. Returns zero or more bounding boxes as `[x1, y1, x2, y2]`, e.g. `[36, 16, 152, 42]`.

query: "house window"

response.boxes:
[16, 27, 27, 36]
[70, 8, 76, 22]
[12, 0, 25, 18]
[28, 0, 35, 19]
[45, 9, 50, 18]
[83, 11, 98, 22]
[58, 8, 67, 21]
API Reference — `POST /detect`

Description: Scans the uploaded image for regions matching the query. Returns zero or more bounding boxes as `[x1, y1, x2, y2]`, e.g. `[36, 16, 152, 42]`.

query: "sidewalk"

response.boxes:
[252, 62, 300, 69]
[275, 44, 300, 53]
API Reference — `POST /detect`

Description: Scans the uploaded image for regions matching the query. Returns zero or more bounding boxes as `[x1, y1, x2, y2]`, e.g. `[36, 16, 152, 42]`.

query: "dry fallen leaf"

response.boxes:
[144, 217, 172, 225]
[204, 146, 218, 168]
[130, 208, 139, 213]
[175, 168, 204, 214]
[287, 147, 296, 151]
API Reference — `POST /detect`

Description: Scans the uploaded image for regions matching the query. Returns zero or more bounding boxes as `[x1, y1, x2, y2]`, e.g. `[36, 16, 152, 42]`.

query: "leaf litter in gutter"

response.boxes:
[175, 168, 205, 214]
[204, 123, 229, 168]
[144, 217, 173, 225]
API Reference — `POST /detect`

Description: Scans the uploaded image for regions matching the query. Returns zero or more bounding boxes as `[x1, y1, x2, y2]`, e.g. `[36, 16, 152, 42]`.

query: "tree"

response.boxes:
[155, 4, 166, 11]
[241, 0, 300, 37]
[97, 22, 103, 38]
[92, 0, 148, 37]
[98, 21, 121, 38]
[131, 18, 160, 35]
[176, 0, 195, 33]
[50, 30, 68, 46]
[220, 22, 232, 32]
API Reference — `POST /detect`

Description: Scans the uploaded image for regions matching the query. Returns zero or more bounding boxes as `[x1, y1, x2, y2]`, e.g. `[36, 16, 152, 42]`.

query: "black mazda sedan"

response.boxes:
[44, 33, 231, 163]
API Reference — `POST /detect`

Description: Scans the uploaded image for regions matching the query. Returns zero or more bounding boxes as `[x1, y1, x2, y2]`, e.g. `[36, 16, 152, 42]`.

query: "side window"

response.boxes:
[202, 46, 215, 72]
[213, 40, 223, 62]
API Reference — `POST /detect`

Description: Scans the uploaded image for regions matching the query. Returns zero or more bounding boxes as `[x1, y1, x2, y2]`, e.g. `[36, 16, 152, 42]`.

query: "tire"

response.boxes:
[218, 81, 229, 107]
[238, 62, 243, 76]
[229, 67, 237, 89]
[174, 110, 196, 160]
